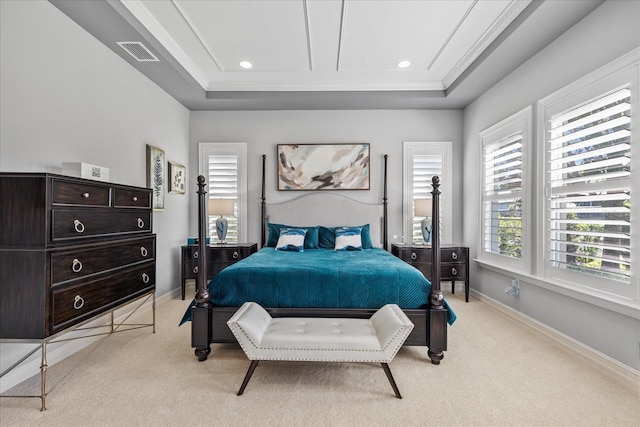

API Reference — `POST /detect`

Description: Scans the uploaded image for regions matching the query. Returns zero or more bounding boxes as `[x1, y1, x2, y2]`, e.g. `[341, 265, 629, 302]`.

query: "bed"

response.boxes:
[188, 154, 453, 364]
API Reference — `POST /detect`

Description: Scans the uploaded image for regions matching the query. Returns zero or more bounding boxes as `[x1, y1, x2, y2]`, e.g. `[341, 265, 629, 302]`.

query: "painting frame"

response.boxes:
[146, 144, 165, 211]
[168, 161, 186, 194]
[277, 143, 370, 191]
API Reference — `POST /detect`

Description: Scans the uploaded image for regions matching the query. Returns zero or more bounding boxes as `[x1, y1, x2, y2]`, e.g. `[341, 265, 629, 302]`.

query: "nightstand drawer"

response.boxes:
[395, 246, 431, 263]
[441, 248, 468, 263]
[410, 263, 467, 280]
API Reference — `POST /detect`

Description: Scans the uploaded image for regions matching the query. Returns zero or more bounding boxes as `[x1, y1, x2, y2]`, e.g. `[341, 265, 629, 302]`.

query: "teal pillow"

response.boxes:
[266, 223, 319, 249]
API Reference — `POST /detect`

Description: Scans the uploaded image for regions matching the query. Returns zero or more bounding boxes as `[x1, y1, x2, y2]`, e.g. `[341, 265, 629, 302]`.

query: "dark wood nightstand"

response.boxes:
[391, 243, 470, 302]
[181, 243, 257, 300]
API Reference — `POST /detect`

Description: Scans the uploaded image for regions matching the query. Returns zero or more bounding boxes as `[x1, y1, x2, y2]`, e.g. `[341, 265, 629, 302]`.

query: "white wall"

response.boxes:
[189, 109, 464, 246]
[0, 0, 189, 390]
[463, 0, 640, 369]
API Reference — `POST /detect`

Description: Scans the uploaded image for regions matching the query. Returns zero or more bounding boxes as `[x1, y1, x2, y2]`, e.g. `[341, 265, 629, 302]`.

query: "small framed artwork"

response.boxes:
[277, 143, 370, 191]
[146, 144, 165, 211]
[168, 161, 186, 194]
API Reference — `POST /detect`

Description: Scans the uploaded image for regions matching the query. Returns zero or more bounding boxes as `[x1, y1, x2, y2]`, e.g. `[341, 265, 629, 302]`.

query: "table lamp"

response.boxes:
[208, 198, 234, 243]
[414, 198, 432, 244]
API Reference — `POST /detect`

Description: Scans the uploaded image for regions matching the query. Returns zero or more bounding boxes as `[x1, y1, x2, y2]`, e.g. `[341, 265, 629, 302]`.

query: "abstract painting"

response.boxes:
[277, 143, 370, 190]
[146, 144, 165, 210]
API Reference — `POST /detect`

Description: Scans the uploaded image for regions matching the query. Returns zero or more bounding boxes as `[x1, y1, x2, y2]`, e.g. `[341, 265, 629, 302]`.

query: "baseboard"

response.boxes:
[0, 289, 178, 393]
[471, 290, 640, 388]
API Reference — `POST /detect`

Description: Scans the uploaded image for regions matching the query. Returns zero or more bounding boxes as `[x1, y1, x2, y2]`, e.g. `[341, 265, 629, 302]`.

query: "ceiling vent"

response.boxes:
[117, 41, 159, 62]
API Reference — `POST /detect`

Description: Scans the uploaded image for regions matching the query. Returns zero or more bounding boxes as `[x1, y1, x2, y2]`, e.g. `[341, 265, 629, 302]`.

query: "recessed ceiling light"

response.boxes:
[239, 61, 253, 69]
[397, 60, 411, 68]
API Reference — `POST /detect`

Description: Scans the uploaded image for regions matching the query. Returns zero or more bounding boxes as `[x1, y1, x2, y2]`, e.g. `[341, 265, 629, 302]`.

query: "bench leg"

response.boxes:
[237, 360, 260, 396]
[381, 363, 402, 399]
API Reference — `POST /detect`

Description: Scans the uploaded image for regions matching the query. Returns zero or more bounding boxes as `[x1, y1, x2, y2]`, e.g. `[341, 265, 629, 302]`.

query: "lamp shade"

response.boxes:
[414, 198, 432, 218]
[208, 198, 234, 216]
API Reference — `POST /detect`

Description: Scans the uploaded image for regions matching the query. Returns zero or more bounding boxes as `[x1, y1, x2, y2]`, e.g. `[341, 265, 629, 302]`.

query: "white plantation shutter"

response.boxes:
[483, 132, 523, 258]
[547, 87, 631, 283]
[207, 154, 238, 243]
[412, 154, 442, 243]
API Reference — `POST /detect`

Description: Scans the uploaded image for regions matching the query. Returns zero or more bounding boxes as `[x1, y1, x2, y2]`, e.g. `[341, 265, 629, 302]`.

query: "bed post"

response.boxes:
[428, 176, 447, 364]
[192, 175, 211, 361]
[383, 154, 388, 251]
[261, 154, 266, 248]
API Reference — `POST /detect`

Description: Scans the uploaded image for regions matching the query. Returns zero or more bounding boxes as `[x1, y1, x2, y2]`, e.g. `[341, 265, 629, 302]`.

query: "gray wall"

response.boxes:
[0, 0, 189, 387]
[189, 109, 464, 246]
[462, 0, 640, 369]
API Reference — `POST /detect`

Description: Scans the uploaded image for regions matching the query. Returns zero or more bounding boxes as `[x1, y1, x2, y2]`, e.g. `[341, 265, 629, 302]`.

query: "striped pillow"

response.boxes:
[275, 228, 307, 252]
[334, 226, 363, 251]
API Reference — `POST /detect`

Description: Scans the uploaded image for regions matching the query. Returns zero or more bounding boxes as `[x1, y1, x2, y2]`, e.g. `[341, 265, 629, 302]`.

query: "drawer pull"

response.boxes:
[142, 273, 150, 284]
[82, 192, 90, 198]
[140, 246, 148, 257]
[452, 252, 458, 260]
[451, 267, 458, 276]
[132, 196, 138, 202]
[72, 258, 83, 273]
[137, 218, 145, 229]
[410, 252, 417, 260]
[233, 251, 239, 259]
[73, 295, 84, 310]
[193, 251, 198, 259]
[73, 219, 85, 233]
[193, 266, 198, 274]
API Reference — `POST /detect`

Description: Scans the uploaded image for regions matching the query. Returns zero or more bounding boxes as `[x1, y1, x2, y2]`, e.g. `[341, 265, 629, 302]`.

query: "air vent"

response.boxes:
[117, 41, 159, 62]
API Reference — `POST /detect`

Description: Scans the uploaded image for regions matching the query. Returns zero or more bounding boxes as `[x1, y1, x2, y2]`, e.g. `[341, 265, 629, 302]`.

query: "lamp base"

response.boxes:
[216, 216, 228, 243]
[421, 218, 432, 244]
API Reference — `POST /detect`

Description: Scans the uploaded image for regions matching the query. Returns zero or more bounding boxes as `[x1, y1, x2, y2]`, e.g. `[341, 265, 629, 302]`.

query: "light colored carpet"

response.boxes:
[1, 292, 638, 426]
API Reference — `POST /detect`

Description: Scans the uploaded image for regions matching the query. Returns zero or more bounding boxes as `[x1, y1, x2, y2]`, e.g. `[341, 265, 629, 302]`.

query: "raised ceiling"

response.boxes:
[50, 0, 604, 110]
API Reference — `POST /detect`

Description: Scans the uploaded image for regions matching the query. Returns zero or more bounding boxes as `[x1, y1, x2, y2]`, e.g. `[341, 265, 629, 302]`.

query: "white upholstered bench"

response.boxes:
[227, 302, 414, 398]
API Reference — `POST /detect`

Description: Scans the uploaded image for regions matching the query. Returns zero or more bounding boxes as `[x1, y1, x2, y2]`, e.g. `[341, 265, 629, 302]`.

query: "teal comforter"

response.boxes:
[185, 248, 456, 325]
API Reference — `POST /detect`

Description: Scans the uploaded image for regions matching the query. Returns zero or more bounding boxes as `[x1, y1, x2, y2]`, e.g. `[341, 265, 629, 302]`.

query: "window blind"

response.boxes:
[483, 132, 523, 258]
[412, 154, 442, 243]
[548, 87, 631, 283]
[207, 154, 238, 243]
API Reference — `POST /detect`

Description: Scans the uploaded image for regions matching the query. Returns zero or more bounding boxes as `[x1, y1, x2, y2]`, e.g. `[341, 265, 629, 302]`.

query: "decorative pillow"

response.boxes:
[275, 228, 307, 252]
[320, 224, 373, 249]
[334, 226, 363, 251]
[267, 223, 319, 249]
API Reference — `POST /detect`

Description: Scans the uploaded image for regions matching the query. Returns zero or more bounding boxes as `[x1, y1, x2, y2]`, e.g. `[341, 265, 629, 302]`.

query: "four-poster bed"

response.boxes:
[188, 154, 452, 365]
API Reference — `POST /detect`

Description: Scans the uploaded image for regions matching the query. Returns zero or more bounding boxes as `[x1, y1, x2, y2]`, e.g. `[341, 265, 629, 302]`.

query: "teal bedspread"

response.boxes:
[184, 248, 456, 325]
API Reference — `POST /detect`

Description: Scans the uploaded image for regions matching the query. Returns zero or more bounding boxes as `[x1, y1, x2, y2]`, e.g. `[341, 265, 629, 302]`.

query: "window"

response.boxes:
[199, 143, 247, 243]
[479, 107, 531, 272]
[403, 142, 452, 244]
[538, 50, 638, 300]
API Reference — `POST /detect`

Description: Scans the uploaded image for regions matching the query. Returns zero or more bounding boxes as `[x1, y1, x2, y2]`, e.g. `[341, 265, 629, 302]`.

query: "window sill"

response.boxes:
[475, 259, 640, 321]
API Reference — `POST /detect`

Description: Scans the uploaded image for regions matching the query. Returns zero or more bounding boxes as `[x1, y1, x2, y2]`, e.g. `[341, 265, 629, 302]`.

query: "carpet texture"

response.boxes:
[1, 292, 638, 426]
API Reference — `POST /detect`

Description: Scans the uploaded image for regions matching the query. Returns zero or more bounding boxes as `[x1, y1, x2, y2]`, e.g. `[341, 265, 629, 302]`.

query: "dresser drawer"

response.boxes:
[52, 180, 110, 207]
[51, 263, 155, 330]
[113, 187, 152, 209]
[51, 209, 151, 241]
[441, 248, 468, 263]
[51, 236, 155, 285]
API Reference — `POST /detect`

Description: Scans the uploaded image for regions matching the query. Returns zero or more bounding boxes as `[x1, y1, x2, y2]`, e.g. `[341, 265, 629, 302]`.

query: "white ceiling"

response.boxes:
[50, 0, 605, 110]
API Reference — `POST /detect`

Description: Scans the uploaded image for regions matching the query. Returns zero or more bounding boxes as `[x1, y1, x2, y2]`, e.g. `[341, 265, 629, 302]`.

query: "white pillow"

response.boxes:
[275, 228, 306, 252]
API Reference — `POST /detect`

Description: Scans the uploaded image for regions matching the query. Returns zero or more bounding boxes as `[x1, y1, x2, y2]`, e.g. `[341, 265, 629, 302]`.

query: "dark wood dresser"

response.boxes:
[181, 243, 257, 299]
[0, 173, 156, 339]
[391, 243, 470, 302]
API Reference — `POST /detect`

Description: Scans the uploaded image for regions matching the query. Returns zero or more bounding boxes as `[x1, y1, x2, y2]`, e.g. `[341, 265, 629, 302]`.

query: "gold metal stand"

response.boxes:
[0, 292, 155, 411]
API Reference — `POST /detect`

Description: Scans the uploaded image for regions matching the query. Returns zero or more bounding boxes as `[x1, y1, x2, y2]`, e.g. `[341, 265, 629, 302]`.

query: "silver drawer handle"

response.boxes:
[452, 252, 458, 260]
[142, 273, 150, 284]
[72, 258, 83, 273]
[73, 295, 84, 310]
[451, 267, 458, 276]
[82, 192, 90, 198]
[132, 196, 138, 202]
[233, 251, 239, 259]
[137, 218, 145, 229]
[410, 252, 417, 260]
[193, 251, 198, 259]
[193, 266, 198, 274]
[140, 246, 148, 257]
[73, 219, 85, 233]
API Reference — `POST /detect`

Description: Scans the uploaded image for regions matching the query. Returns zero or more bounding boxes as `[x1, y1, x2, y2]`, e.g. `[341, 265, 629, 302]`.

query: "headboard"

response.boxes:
[260, 154, 388, 249]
